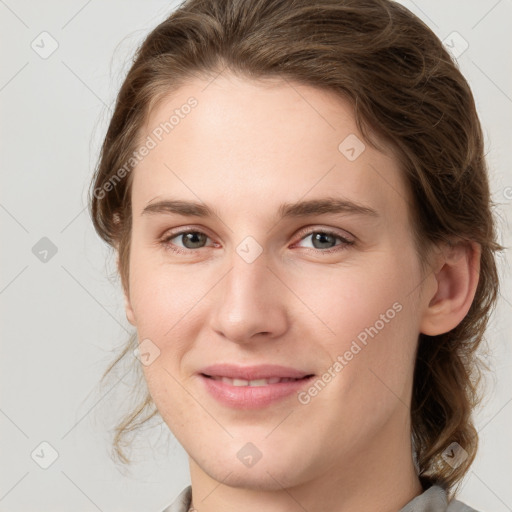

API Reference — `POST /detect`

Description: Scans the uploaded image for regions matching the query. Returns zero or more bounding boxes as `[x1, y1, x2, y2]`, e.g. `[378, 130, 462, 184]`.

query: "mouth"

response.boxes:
[199, 363, 314, 381]
[197, 364, 315, 409]
[200, 374, 313, 387]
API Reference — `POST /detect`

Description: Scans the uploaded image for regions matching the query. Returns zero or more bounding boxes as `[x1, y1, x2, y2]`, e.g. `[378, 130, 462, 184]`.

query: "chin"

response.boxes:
[203, 463, 301, 492]
[191, 443, 315, 491]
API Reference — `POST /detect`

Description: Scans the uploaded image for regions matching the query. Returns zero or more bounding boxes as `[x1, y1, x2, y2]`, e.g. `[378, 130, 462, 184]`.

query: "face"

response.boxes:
[124, 73, 430, 490]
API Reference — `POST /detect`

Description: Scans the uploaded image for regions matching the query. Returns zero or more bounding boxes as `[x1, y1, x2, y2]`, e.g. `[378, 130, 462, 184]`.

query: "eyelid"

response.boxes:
[159, 225, 217, 253]
[159, 224, 355, 254]
[293, 225, 355, 244]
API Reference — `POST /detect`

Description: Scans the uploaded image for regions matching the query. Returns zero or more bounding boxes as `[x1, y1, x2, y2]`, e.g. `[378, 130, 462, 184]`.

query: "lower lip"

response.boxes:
[199, 374, 314, 409]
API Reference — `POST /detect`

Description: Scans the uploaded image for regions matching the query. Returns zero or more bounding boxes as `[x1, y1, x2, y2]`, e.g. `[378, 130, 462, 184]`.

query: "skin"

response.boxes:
[122, 72, 480, 512]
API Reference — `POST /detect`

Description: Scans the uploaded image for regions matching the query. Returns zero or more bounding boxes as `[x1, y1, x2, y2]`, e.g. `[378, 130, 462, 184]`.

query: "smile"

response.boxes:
[205, 375, 304, 386]
[198, 370, 314, 409]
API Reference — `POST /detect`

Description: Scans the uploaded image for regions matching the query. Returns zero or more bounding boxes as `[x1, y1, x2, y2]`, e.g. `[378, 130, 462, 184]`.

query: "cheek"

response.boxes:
[291, 254, 417, 347]
[128, 246, 202, 334]
[290, 248, 421, 409]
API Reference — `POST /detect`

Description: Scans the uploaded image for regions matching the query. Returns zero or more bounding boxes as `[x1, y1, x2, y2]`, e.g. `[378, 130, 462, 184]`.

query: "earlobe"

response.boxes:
[116, 249, 136, 327]
[124, 291, 136, 326]
[420, 241, 481, 336]
[124, 282, 137, 327]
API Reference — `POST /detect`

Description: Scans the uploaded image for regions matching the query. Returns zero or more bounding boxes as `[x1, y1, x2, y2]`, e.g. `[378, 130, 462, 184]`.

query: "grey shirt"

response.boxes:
[161, 484, 479, 512]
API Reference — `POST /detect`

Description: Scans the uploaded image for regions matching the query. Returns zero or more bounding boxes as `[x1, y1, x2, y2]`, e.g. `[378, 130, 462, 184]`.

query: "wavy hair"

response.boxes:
[88, 0, 503, 497]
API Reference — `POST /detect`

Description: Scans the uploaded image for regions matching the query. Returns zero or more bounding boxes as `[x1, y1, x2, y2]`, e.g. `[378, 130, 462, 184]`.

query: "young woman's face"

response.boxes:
[124, 73, 431, 490]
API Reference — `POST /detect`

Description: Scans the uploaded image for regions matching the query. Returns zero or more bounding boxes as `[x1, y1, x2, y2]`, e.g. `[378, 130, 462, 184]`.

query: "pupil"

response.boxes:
[313, 232, 335, 249]
[184, 232, 206, 248]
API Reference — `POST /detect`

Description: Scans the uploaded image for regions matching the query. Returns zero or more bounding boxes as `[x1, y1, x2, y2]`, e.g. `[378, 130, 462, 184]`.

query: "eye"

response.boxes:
[293, 228, 354, 253]
[159, 227, 354, 255]
[160, 229, 214, 254]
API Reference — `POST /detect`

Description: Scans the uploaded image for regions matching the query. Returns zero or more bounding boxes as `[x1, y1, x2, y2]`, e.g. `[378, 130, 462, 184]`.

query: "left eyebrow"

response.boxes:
[140, 197, 379, 219]
[278, 197, 379, 219]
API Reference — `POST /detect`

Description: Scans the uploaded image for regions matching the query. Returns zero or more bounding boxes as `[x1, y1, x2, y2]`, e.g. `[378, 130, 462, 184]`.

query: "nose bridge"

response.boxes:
[224, 249, 273, 316]
[222, 229, 273, 300]
[227, 249, 270, 300]
[210, 247, 287, 342]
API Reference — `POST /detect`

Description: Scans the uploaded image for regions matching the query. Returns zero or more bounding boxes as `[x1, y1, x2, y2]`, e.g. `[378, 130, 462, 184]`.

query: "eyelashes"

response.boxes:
[159, 227, 355, 256]
[293, 227, 355, 253]
[160, 230, 213, 254]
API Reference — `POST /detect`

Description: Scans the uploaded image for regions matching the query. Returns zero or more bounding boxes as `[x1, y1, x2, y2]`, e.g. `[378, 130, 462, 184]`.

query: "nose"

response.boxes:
[208, 251, 289, 345]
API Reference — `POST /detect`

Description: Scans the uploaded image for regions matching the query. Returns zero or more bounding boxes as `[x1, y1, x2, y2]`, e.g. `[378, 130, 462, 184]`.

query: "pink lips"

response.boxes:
[200, 363, 311, 380]
[198, 364, 315, 409]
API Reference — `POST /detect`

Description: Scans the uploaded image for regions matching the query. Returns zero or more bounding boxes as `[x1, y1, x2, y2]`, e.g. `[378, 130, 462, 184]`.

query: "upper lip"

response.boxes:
[199, 364, 314, 380]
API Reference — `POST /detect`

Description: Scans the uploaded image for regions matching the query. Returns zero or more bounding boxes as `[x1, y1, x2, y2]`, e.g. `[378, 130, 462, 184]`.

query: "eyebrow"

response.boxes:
[141, 197, 379, 220]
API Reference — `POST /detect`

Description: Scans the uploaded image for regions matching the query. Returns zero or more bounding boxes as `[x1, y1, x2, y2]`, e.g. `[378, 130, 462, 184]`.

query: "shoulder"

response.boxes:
[162, 484, 482, 512]
[399, 485, 481, 512]
[447, 497, 481, 512]
[160, 485, 192, 512]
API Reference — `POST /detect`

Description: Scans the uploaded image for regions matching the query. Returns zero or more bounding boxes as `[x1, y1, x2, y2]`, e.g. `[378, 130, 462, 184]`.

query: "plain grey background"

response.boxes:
[1, 1, 511, 511]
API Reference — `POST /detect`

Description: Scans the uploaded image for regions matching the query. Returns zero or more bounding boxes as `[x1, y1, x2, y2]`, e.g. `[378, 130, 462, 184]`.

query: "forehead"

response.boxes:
[131, 73, 411, 224]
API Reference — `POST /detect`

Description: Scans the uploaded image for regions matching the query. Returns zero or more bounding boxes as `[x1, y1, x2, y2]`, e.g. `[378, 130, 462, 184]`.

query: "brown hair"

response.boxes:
[88, 0, 503, 497]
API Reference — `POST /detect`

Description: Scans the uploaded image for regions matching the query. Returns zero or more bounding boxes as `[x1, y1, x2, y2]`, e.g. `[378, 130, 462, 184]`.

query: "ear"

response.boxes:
[123, 288, 136, 327]
[116, 250, 136, 327]
[111, 213, 136, 326]
[420, 241, 481, 336]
